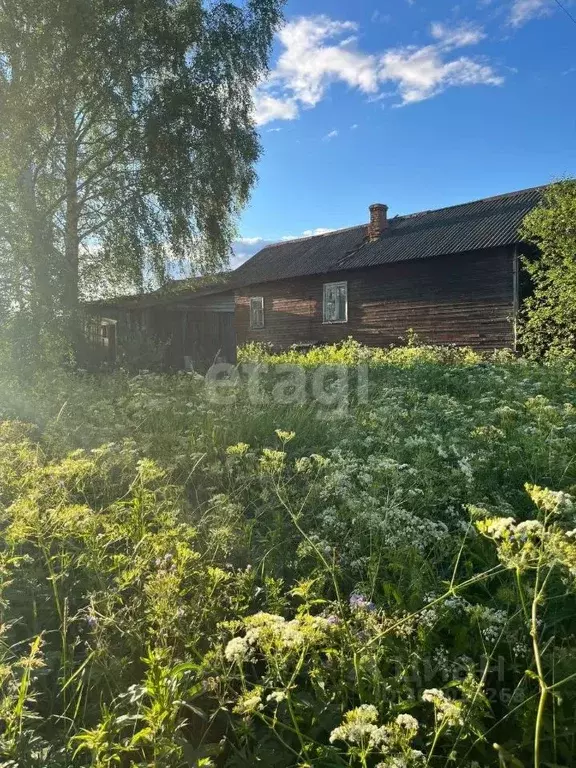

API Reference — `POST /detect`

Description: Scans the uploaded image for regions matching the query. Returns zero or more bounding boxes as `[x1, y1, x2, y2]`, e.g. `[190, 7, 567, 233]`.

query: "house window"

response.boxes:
[323, 281, 348, 323]
[250, 296, 265, 329]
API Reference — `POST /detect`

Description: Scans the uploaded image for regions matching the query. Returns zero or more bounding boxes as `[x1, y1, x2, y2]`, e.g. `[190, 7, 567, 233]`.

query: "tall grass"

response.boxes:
[0, 345, 575, 765]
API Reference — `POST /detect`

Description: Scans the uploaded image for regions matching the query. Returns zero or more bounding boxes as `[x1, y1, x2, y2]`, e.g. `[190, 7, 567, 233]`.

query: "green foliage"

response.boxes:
[115, 326, 171, 374]
[1, 355, 576, 765]
[239, 334, 486, 367]
[0, 313, 74, 377]
[237, 340, 277, 364]
[519, 179, 576, 361]
[0, 0, 284, 356]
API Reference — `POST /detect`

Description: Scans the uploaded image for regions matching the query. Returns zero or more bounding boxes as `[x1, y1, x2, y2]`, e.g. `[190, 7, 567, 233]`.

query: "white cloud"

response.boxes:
[509, 0, 551, 26]
[430, 21, 486, 48]
[323, 129, 339, 140]
[231, 228, 335, 267]
[253, 92, 298, 126]
[351, 123, 359, 129]
[235, 236, 265, 246]
[385, 21, 502, 104]
[380, 45, 503, 105]
[230, 237, 267, 268]
[253, 15, 503, 125]
[253, 15, 380, 126]
[274, 16, 379, 105]
[284, 228, 335, 239]
[302, 227, 335, 236]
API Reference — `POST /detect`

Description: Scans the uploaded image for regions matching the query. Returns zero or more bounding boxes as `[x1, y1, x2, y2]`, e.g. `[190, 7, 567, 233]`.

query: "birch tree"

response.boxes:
[0, 0, 283, 355]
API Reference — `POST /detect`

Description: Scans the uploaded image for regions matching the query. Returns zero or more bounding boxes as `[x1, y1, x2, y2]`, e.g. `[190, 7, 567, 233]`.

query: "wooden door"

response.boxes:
[185, 311, 236, 369]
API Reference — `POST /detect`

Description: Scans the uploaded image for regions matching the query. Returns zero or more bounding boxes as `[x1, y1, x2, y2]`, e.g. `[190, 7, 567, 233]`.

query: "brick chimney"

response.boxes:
[368, 203, 388, 242]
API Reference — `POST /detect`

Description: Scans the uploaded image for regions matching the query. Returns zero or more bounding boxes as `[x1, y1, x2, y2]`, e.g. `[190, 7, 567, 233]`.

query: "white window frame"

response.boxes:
[323, 281, 348, 324]
[250, 296, 265, 329]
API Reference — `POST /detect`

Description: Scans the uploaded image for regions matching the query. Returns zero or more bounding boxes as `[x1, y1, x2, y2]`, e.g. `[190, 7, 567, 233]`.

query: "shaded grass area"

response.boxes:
[0, 348, 576, 766]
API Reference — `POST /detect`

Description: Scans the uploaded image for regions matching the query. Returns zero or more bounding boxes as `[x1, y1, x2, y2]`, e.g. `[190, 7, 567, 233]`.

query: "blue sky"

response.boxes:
[230, 0, 576, 266]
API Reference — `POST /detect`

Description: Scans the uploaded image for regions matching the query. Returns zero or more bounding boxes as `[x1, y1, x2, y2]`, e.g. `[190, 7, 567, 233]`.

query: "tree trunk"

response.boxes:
[63, 107, 81, 359]
[19, 167, 54, 326]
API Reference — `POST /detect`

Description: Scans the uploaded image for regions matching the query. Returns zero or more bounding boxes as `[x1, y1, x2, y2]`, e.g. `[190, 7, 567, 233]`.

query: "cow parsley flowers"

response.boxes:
[224, 611, 335, 669]
[224, 636, 251, 664]
[330, 707, 422, 765]
[422, 688, 464, 727]
[329, 704, 380, 747]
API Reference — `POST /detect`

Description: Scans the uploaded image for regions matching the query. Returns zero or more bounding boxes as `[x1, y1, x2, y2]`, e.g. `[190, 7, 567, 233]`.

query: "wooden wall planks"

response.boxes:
[235, 247, 515, 351]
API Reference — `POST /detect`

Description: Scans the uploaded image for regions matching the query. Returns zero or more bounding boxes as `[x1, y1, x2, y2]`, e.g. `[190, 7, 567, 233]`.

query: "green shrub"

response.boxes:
[238, 334, 484, 367]
[237, 340, 276, 363]
[519, 178, 576, 361]
[116, 325, 171, 372]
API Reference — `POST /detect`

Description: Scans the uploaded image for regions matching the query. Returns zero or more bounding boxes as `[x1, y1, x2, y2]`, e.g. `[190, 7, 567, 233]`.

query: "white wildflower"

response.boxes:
[457, 456, 474, 484]
[422, 688, 444, 703]
[329, 704, 380, 745]
[422, 688, 463, 727]
[483, 517, 516, 540]
[224, 636, 250, 664]
[395, 713, 419, 733]
[266, 690, 287, 704]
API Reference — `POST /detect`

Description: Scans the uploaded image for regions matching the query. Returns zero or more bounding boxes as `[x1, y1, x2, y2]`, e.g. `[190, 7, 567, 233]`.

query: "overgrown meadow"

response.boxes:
[1, 340, 576, 767]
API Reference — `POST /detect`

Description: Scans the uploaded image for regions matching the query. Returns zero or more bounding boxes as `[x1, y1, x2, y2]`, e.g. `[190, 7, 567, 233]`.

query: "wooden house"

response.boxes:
[232, 187, 543, 352]
[86, 186, 543, 368]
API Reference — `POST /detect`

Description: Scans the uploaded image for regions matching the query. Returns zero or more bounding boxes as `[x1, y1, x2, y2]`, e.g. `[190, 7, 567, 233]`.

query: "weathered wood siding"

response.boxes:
[235, 247, 516, 351]
[85, 290, 236, 369]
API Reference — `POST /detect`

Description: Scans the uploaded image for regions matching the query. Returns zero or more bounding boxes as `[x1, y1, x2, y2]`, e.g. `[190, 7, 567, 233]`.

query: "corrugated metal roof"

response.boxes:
[231, 186, 543, 287]
[86, 186, 545, 310]
[85, 273, 233, 310]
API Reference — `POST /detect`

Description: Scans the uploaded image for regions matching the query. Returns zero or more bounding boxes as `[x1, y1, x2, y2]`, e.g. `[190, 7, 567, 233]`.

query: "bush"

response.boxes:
[519, 178, 576, 361]
[115, 325, 171, 372]
[238, 334, 484, 367]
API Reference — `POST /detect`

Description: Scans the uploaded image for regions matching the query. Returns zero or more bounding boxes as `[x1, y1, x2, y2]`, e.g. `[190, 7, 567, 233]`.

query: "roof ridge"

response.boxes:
[261, 223, 364, 249]
[248, 184, 546, 253]
[394, 184, 546, 221]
